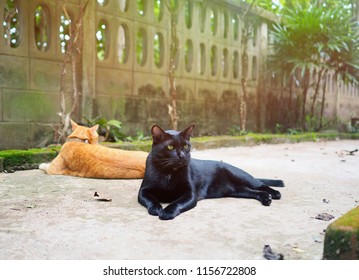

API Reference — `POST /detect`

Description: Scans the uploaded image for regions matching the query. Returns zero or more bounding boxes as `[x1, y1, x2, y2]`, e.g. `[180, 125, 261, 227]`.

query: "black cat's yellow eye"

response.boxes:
[167, 145, 174, 151]
[183, 144, 189, 149]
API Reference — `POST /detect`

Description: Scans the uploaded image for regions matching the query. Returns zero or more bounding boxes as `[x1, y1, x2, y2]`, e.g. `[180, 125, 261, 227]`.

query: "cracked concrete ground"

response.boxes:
[0, 140, 358, 260]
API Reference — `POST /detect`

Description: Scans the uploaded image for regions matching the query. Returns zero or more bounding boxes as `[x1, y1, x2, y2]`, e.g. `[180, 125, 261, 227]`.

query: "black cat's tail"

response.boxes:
[258, 179, 285, 187]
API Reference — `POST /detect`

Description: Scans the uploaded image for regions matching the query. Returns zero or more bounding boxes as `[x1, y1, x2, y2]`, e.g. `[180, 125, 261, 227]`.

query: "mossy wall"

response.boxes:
[1, 0, 358, 150]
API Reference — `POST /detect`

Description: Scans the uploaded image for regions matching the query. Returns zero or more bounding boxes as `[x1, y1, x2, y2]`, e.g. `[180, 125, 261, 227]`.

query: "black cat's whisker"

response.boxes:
[155, 158, 184, 170]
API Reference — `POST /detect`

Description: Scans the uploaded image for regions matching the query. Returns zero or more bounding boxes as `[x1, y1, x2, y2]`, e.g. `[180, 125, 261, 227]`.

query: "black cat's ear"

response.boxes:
[151, 125, 167, 144]
[180, 124, 195, 140]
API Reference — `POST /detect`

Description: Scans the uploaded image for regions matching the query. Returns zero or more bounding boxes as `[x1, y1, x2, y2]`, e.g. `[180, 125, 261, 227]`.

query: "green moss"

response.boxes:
[5, 91, 59, 122]
[323, 227, 358, 259]
[331, 207, 359, 229]
[0, 157, 3, 173]
[323, 207, 359, 260]
[192, 132, 359, 148]
[102, 140, 152, 152]
[0, 147, 60, 172]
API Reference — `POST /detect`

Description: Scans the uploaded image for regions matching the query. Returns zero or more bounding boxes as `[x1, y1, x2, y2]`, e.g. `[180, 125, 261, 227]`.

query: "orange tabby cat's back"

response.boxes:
[59, 142, 148, 178]
[40, 120, 148, 179]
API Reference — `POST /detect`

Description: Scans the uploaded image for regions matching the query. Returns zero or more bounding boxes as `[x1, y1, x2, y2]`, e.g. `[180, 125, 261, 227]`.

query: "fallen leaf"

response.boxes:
[345, 149, 358, 156]
[336, 149, 358, 157]
[263, 244, 284, 260]
[292, 246, 305, 253]
[315, 213, 335, 221]
[24, 204, 36, 209]
[93, 192, 112, 202]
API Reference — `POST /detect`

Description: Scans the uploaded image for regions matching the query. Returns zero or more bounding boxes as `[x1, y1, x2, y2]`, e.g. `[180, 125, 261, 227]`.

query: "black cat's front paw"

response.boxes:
[148, 205, 162, 216]
[260, 193, 272, 206]
[158, 208, 180, 220]
[270, 189, 281, 200]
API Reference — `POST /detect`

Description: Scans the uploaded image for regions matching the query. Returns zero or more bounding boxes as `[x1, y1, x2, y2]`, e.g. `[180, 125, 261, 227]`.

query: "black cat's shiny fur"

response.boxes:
[138, 124, 284, 220]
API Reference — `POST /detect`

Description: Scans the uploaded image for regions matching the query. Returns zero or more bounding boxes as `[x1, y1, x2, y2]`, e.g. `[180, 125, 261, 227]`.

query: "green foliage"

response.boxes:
[241, 0, 357, 18]
[349, 118, 359, 133]
[34, 6, 49, 51]
[136, 29, 145, 65]
[274, 123, 284, 133]
[83, 116, 149, 142]
[286, 128, 299, 135]
[275, 123, 300, 134]
[154, 0, 162, 21]
[270, 1, 359, 82]
[154, 33, 162, 67]
[59, 14, 71, 54]
[96, 21, 107, 60]
[3, 0, 20, 48]
[84, 116, 126, 142]
[137, 0, 146, 16]
[124, 131, 150, 142]
[228, 125, 248, 136]
[268, 0, 359, 131]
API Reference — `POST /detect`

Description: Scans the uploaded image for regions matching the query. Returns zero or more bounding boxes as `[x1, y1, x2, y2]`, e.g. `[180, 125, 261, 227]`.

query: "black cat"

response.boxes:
[138, 124, 284, 220]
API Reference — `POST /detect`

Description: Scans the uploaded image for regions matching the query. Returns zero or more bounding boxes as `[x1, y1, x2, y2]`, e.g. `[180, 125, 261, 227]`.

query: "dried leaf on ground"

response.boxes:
[345, 149, 358, 156]
[315, 213, 335, 221]
[292, 246, 305, 253]
[93, 192, 112, 202]
[24, 204, 36, 209]
[263, 244, 284, 260]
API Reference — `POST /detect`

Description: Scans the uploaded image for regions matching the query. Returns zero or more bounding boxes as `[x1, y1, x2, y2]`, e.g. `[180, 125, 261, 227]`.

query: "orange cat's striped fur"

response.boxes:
[39, 120, 148, 179]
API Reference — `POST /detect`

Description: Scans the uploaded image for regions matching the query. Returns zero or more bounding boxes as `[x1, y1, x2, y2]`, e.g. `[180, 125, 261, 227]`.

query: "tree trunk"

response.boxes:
[58, 0, 87, 142]
[318, 70, 328, 130]
[240, 23, 248, 132]
[287, 74, 294, 128]
[238, 0, 256, 132]
[301, 68, 310, 130]
[166, 0, 180, 130]
[310, 68, 323, 118]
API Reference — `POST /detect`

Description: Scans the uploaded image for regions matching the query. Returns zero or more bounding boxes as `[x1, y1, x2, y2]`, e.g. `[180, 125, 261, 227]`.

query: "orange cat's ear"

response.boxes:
[70, 119, 78, 131]
[90, 124, 99, 133]
[89, 124, 99, 144]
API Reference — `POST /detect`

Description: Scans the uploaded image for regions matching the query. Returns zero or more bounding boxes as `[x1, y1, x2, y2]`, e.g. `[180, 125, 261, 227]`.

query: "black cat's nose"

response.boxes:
[178, 151, 185, 159]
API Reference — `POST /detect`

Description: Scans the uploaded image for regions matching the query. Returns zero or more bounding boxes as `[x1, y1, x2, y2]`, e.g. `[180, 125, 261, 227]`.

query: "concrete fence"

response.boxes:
[0, 0, 358, 149]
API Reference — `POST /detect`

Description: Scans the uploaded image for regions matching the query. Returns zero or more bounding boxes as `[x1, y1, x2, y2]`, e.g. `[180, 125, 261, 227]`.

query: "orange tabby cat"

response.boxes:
[39, 120, 148, 179]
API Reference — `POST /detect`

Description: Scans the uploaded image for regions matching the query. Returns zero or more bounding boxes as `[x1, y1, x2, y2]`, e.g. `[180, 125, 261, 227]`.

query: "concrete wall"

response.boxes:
[0, 0, 358, 150]
[91, 0, 268, 135]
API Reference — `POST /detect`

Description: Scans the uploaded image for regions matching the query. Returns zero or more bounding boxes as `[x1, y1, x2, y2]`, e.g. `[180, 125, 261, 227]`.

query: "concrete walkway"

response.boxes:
[0, 140, 358, 260]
